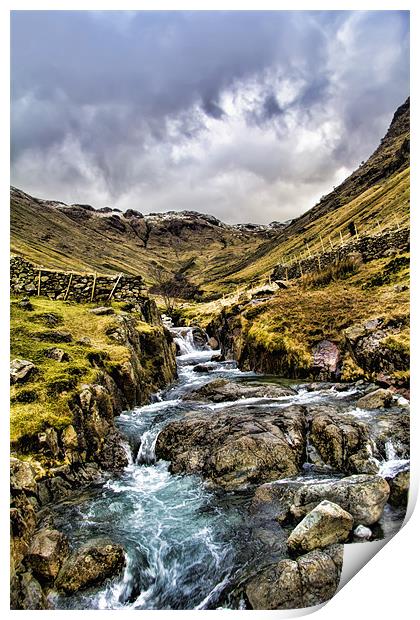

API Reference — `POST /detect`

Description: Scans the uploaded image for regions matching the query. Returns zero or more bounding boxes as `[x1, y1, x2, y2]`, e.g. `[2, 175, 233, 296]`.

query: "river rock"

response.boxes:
[388, 469, 410, 507]
[193, 363, 216, 373]
[10, 359, 36, 384]
[367, 411, 410, 460]
[55, 538, 125, 593]
[307, 405, 378, 474]
[156, 405, 306, 489]
[14, 571, 47, 610]
[89, 306, 115, 316]
[356, 388, 394, 409]
[191, 327, 209, 350]
[290, 475, 390, 525]
[245, 544, 343, 609]
[287, 500, 353, 552]
[27, 528, 69, 581]
[353, 525, 372, 540]
[186, 378, 296, 402]
[44, 347, 69, 362]
[207, 336, 219, 350]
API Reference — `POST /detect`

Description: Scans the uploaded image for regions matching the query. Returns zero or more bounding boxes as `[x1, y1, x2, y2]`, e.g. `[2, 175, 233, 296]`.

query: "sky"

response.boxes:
[10, 10, 409, 224]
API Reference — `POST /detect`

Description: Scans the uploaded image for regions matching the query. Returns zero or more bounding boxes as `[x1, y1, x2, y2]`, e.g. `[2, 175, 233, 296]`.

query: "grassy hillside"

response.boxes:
[10, 99, 409, 301]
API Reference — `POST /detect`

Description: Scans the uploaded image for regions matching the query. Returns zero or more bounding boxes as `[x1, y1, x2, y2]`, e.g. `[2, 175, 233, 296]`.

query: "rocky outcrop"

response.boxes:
[10, 359, 36, 384]
[251, 474, 390, 527]
[287, 500, 353, 552]
[356, 388, 394, 409]
[155, 405, 307, 489]
[307, 406, 379, 474]
[185, 378, 296, 402]
[344, 318, 409, 378]
[27, 529, 69, 582]
[54, 539, 125, 593]
[245, 544, 343, 609]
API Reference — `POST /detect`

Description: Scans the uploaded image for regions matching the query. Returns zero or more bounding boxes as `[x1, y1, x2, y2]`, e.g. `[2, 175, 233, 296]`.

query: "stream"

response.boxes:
[47, 328, 409, 610]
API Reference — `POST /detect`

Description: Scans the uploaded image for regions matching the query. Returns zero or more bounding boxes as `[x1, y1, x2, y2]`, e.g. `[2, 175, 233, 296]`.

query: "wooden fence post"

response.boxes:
[393, 214, 400, 231]
[306, 243, 312, 258]
[299, 261, 303, 277]
[37, 270, 42, 296]
[108, 273, 123, 301]
[64, 273, 73, 301]
[90, 272, 97, 303]
[329, 236, 334, 250]
[354, 223, 359, 240]
[319, 235, 325, 253]
[317, 255, 322, 271]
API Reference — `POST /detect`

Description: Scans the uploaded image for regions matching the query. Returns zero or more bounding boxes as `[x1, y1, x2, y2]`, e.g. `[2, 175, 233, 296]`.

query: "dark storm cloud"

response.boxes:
[10, 10, 409, 223]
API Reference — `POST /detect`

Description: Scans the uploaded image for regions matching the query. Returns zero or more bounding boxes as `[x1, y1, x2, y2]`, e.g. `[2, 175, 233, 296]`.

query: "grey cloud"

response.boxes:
[11, 10, 409, 223]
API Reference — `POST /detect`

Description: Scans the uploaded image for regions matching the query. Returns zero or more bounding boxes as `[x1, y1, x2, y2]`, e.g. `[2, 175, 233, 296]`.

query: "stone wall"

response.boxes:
[10, 256, 146, 302]
[272, 228, 410, 282]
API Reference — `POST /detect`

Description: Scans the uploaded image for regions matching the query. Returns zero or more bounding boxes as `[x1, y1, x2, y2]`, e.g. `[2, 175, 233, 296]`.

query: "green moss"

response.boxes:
[10, 297, 133, 444]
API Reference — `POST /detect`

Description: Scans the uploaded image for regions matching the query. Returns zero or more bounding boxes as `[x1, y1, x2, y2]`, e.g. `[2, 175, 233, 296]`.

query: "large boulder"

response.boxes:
[287, 500, 353, 552]
[27, 529, 69, 582]
[289, 475, 390, 526]
[55, 538, 125, 593]
[10, 458, 38, 495]
[307, 406, 378, 474]
[245, 544, 343, 609]
[251, 474, 390, 527]
[185, 378, 296, 403]
[311, 340, 341, 381]
[356, 388, 394, 410]
[10, 359, 36, 384]
[155, 405, 307, 489]
[44, 347, 69, 362]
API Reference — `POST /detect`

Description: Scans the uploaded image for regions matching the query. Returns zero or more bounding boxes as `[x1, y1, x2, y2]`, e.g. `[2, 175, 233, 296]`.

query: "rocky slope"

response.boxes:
[10, 296, 177, 609]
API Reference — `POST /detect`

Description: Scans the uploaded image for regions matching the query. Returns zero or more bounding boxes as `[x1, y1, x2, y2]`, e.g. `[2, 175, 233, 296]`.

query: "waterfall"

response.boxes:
[170, 327, 209, 356]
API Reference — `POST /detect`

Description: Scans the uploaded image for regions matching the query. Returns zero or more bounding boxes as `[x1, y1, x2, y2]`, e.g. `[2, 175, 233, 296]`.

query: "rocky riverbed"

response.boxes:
[13, 329, 410, 610]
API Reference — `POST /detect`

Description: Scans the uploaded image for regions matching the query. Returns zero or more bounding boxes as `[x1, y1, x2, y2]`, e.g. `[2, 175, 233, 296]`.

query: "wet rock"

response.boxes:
[193, 363, 216, 373]
[353, 525, 372, 540]
[191, 327, 209, 350]
[289, 475, 390, 526]
[287, 500, 353, 552]
[356, 388, 394, 409]
[207, 336, 219, 350]
[311, 340, 341, 381]
[388, 469, 410, 507]
[10, 359, 36, 384]
[78, 336, 92, 346]
[35, 330, 73, 343]
[211, 353, 225, 362]
[186, 378, 296, 402]
[367, 411, 410, 460]
[55, 538, 125, 593]
[14, 571, 47, 609]
[156, 405, 307, 489]
[27, 528, 69, 581]
[250, 480, 301, 522]
[307, 405, 378, 474]
[245, 544, 343, 609]
[89, 306, 115, 316]
[44, 347, 69, 362]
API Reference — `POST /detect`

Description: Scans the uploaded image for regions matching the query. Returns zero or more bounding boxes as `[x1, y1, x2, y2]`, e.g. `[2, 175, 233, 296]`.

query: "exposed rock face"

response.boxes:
[289, 475, 389, 526]
[156, 405, 307, 489]
[27, 529, 69, 582]
[11, 571, 48, 610]
[55, 538, 125, 593]
[287, 500, 353, 552]
[311, 340, 341, 381]
[356, 388, 394, 410]
[185, 378, 296, 403]
[307, 406, 379, 474]
[10, 359, 36, 384]
[245, 545, 343, 609]
[344, 318, 409, 376]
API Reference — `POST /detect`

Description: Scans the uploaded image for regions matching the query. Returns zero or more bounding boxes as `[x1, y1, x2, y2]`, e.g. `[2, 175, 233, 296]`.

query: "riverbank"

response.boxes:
[14, 330, 409, 610]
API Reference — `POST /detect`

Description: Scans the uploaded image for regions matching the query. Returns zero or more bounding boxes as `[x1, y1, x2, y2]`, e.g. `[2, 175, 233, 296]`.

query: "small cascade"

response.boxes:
[170, 327, 209, 356]
[379, 439, 410, 478]
[136, 429, 158, 465]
